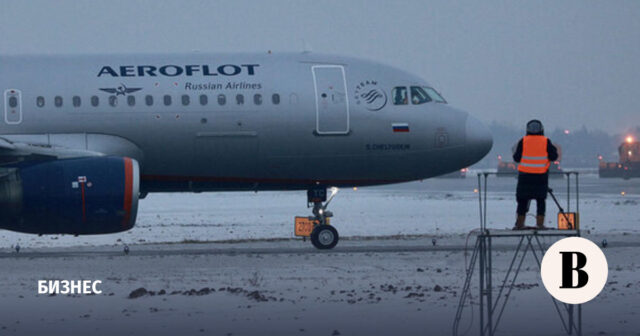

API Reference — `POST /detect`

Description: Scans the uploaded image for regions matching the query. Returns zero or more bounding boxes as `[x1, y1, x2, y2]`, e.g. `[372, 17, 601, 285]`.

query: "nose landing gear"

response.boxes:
[307, 186, 340, 250]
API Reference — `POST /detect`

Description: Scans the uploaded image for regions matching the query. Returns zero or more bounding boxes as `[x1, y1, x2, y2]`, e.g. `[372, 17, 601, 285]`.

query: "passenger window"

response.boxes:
[72, 96, 81, 107]
[91, 96, 99, 107]
[392, 87, 408, 105]
[36, 96, 45, 107]
[272, 93, 280, 105]
[164, 95, 172, 106]
[9, 96, 18, 108]
[181, 94, 190, 106]
[54, 96, 63, 107]
[109, 96, 118, 107]
[127, 95, 136, 106]
[236, 94, 244, 105]
[199, 94, 208, 106]
[410, 86, 432, 105]
[145, 95, 153, 106]
[218, 94, 226, 105]
[254, 94, 262, 105]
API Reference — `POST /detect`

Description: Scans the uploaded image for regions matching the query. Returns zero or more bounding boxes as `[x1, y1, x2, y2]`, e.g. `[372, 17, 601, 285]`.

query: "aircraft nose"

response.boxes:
[465, 115, 493, 164]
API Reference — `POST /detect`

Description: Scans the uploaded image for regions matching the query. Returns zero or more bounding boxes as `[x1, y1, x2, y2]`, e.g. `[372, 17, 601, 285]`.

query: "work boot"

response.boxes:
[513, 215, 526, 230]
[536, 215, 547, 230]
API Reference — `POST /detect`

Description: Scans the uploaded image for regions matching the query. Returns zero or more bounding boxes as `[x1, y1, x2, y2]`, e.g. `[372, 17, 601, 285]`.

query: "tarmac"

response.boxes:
[0, 233, 638, 336]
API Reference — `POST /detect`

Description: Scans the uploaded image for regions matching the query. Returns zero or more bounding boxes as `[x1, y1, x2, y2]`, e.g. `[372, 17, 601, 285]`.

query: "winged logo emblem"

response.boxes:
[99, 84, 142, 96]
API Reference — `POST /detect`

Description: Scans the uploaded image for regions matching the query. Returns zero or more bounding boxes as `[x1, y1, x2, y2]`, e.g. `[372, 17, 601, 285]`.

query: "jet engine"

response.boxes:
[0, 156, 139, 234]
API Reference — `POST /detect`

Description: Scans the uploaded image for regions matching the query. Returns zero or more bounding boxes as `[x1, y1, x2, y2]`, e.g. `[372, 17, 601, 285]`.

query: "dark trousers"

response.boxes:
[516, 172, 549, 216]
[516, 196, 546, 216]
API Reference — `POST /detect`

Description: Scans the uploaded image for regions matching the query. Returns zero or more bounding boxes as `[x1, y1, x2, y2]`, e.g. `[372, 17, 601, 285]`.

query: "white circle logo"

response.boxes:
[540, 237, 608, 304]
[354, 81, 387, 111]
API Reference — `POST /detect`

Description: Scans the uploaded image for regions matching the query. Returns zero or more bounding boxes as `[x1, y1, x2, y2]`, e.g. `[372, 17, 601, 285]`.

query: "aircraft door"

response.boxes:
[312, 65, 349, 135]
[4, 89, 22, 124]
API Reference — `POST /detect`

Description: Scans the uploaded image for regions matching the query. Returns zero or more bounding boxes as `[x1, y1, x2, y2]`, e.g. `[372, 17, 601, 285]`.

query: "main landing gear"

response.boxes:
[307, 186, 340, 250]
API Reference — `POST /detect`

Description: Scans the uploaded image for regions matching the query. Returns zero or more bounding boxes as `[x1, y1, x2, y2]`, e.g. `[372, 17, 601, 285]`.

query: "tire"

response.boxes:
[310, 225, 339, 250]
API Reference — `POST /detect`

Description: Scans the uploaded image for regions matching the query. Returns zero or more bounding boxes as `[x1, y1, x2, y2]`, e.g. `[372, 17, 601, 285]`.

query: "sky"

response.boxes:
[1, 0, 639, 134]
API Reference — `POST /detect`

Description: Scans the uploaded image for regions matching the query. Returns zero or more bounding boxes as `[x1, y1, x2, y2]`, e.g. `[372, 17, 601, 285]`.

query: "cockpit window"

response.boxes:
[410, 86, 432, 105]
[392, 87, 408, 105]
[423, 87, 447, 103]
[410, 86, 447, 104]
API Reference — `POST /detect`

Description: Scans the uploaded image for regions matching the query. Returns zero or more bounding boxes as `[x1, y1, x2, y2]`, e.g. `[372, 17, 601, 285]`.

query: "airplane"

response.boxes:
[0, 52, 492, 249]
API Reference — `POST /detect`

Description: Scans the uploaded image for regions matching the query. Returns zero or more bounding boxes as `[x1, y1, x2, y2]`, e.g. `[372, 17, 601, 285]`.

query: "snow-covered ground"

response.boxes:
[0, 235, 638, 335]
[0, 174, 638, 335]
[1, 173, 638, 249]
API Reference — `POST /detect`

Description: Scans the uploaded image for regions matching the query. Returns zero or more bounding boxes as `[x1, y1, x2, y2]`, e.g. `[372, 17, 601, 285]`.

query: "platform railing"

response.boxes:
[476, 171, 580, 231]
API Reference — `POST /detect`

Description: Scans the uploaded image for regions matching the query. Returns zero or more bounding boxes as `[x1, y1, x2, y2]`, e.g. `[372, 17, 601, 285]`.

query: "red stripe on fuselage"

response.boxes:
[122, 158, 133, 229]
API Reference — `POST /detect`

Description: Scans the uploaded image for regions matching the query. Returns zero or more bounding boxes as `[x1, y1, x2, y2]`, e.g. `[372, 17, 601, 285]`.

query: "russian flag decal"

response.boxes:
[392, 123, 410, 133]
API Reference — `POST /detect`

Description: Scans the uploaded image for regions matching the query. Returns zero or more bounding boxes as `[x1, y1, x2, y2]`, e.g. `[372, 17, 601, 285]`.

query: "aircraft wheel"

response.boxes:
[310, 225, 339, 250]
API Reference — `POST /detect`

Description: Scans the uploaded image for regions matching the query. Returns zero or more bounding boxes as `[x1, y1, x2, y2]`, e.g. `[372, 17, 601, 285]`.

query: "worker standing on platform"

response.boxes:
[512, 120, 558, 230]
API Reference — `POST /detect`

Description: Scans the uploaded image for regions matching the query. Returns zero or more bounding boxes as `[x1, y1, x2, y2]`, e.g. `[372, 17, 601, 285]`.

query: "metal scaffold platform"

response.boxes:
[452, 172, 582, 336]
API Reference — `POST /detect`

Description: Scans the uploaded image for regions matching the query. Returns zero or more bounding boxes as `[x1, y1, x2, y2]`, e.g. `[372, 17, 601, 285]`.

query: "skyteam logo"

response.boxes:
[354, 81, 387, 111]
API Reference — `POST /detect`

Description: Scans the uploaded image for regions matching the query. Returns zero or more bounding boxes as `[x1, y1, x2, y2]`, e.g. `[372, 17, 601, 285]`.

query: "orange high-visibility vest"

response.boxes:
[518, 135, 550, 174]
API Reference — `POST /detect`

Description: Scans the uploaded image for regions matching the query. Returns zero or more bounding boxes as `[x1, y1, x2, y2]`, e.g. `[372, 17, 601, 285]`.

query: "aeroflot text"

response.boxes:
[97, 64, 259, 77]
[38, 280, 102, 295]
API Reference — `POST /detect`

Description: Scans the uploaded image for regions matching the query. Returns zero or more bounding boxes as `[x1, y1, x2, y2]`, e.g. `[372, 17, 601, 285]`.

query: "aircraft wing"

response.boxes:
[0, 137, 16, 150]
[0, 135, 105, 166]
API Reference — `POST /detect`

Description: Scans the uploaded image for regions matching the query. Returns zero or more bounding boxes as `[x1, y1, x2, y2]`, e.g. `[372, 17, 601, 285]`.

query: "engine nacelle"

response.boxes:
[0, 157, 139, 234]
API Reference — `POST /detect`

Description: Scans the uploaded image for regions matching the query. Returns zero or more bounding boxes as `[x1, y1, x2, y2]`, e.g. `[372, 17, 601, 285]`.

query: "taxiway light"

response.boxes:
[353, 187, 358, 191]
[626, 136, 634, 144]
[473, 188, 478, 193]
[621, 191, 626, 196]
[564, 129, 570, 135]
